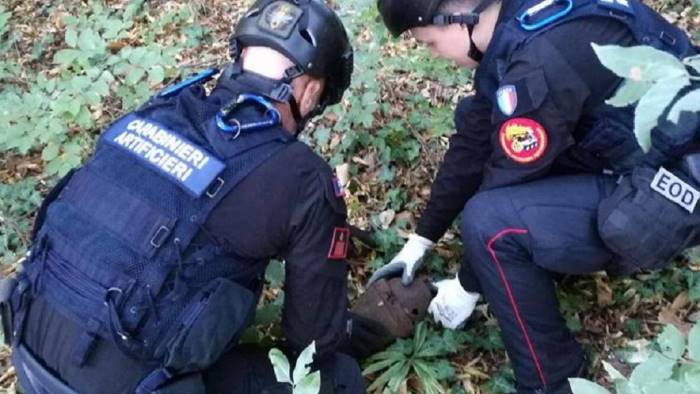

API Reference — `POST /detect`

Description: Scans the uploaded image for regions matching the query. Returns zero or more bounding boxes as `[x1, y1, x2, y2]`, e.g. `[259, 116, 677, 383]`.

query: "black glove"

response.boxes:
[346, 313, 394, 359]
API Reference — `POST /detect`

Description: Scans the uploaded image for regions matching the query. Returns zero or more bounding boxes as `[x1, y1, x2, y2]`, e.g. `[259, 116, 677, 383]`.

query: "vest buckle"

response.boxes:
[660, 31, 677, 46]
[150, 226, 171, 249]
[206, 177, 225, 199]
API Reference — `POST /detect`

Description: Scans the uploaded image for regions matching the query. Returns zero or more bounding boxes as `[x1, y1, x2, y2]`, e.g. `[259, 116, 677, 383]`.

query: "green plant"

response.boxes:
[269, 341, 321, 394]
[363, 322, 469, 393]
[0, 0, 191, 176]
[593, 45, 700, 152]
[570, 323, 700, 394]
[0, 178, 43, 266]
[239, 260, 285, 345]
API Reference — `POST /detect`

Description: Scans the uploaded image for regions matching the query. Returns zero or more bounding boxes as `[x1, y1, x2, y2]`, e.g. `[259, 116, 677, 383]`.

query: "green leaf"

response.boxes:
[126, 67, 146, 86]
[265, 260, 285, 287]
[268, 348, 293, 384]
[53, 49, 82, 65]
[629, 352, 675, 386]
[569, 378, 611, 394]
[148, 66, 165, 85]
[606, 80, 653, 107]
[683, 365, 700, 392]
[688, 323, 700, 361]
[362, 358, 398, 375]
[42, 144, 59, 161]
[602, 361, 627, 381]
[633, 76, 689, 152]
[657, 324, 685, 359]
[65, 28, 78, 47]
[78, 29, 99, 52]
[642, 380, 686, 394]
[293, 341, 316, 384]
[613, 380, 642, 394]
[366, 360, 408, 392]
[667, 90, 700, 125]
[294, 371, 320, 394]
[592, 44, 688, 82]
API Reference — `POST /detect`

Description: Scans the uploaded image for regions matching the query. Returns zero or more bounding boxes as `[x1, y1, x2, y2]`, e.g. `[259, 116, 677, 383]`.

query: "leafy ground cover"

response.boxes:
[1, 0, 699, 392]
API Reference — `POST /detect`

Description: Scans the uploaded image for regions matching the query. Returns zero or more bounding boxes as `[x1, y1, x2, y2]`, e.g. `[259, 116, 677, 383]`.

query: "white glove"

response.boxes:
[367, 234, 434, 286]
[428, 276, 480, 330]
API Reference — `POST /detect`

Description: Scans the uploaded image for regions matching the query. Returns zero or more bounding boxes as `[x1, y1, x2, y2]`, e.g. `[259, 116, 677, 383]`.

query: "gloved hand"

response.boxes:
[428, 276, 480, 330]
[367, 234, 434, 286]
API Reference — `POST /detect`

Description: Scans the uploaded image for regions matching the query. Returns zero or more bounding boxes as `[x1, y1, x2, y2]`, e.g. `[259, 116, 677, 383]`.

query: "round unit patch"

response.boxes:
[499, 117, 548, 163]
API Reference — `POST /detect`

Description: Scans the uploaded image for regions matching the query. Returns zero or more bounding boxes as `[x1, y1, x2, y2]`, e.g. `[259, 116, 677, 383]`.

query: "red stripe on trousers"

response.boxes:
[486, 228, 547, 387]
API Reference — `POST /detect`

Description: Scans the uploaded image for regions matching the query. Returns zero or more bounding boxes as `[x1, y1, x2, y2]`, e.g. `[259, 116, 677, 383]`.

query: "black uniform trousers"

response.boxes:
[458, 174, 619, 394]
[20, 296, 365, 394]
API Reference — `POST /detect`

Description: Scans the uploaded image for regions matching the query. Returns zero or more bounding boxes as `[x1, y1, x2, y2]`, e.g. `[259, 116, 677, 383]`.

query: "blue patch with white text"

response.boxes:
[102, 113, 225, 197]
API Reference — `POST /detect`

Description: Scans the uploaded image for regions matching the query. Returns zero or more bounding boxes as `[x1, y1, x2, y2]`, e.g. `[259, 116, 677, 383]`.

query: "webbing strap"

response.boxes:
[135, 367, 173, 394]
[0, 277, 17, 345]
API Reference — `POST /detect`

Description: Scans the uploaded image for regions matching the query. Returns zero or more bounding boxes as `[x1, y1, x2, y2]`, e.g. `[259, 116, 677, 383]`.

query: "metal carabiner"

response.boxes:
[517, 0, 574, 31]
[215, 93, 282, 137]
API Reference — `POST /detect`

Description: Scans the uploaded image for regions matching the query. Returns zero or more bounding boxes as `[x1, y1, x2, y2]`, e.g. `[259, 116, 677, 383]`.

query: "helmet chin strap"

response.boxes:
[432, 0, 497, 63]
[220, 62, 316, 134]
[466, 23, 484, 63]
[287, 95, 307, 135]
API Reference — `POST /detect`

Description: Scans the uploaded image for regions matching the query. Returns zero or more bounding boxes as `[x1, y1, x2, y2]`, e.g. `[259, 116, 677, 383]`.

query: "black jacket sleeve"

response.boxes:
[281, 164, 351, 358]
[416, 93, 493, 242]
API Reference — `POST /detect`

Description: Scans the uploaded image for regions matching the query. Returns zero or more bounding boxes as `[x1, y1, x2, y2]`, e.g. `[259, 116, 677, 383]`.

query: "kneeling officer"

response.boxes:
[370, 0, 699, 392]
[0, 0, 386, 393]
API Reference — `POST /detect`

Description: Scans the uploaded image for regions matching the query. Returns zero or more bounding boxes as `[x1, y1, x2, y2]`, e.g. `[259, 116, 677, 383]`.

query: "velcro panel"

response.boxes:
[61, 168, 176, 258]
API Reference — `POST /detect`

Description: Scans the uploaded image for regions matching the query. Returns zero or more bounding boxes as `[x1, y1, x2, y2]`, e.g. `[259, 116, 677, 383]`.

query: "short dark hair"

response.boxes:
[438, 0, 500, 13]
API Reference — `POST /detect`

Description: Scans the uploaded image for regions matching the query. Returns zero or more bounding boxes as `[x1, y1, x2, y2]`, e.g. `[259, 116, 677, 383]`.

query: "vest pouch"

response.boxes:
[161, 277, 255, 373]
[578, 107, 643, 172]
[598, 165, 700, 274]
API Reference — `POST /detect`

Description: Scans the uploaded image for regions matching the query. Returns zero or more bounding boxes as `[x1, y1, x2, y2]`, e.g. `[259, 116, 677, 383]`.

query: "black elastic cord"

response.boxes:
[466, 24, 484, 62]
[288, 96, 303, 126]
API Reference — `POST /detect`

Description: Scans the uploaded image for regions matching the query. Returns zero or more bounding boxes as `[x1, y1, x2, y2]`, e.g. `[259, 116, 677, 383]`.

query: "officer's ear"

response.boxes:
[295, 76, 325, 117]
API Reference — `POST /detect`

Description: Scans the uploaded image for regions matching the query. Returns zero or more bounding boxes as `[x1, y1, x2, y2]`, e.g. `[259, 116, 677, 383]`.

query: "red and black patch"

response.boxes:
[328, 226, 350, 260]
[499, 117, 548, 163]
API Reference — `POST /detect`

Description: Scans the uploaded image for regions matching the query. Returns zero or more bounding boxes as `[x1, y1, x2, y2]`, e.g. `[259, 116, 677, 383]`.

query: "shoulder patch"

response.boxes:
[492, 68, 548, 124]
[332, 175, 345, 198]
[328, 227, 350, 260]
[496, 85, 518, 116]
[258, 1, 303, 38]
[499, 117, 548, 163]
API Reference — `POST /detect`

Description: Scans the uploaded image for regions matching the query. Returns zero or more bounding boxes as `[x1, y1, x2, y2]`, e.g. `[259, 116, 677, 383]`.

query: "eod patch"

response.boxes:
[650, 167, 700, 213]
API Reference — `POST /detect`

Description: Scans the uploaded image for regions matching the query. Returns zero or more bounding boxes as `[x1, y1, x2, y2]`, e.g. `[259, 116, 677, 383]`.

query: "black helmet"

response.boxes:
[377, 0, 445, 37]
[377, 0, 494, 62]
[230, 0, 354, 113]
